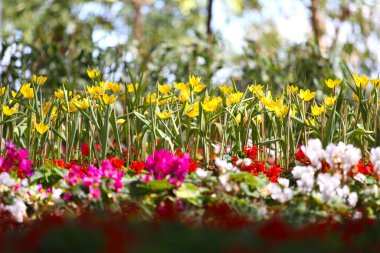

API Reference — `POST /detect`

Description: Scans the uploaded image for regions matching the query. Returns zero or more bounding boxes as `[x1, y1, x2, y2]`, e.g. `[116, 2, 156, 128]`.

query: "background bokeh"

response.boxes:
[0, 0, 379, 91]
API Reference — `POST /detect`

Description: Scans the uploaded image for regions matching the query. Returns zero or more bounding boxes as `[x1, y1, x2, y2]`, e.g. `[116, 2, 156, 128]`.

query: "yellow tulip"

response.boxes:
[87, 85, 104, 99]
[324, 96, 337, 107]
[127, 83, 138, 93]
[112, 83, 123, 93]
[189, 75, 201, 88]
[324, 79, 341, 89]
[87, 68, 101, 79]
[274, 104, 289, 118]
[146, 93, 157, 104]
[2, 105, 18, 116]
[353, 75, 369, 89]
[184, 102, 199, 117]
[226, 91, 243, 106]
[42, 101, 52, 115]
[156, 110, 173, 119]
[0, 87, 6, 96]
[174, 82, 189, 91]
[249, 84, 264, 97]
[311, 104, 325, 116]
[20, 83, 34, 99]
[178, 89, 190, 102]
[298, 89, 315, 101]
[371, 78, 380, 88]
[202, 96, 221, 112]
[286, 84, 299, 95]
[219, 85, 234, 95]
[35, 121, 49, 134]
[102, 94, 117, 105]
[193, 84, 206, 93]
[33, 75, 48, 85]
[75, 98, 90, 109]
[116, 118, 125, 125]
[158, 84, 172, 94]
[54, 89, 65, 99]
[260, 91, 272, 106]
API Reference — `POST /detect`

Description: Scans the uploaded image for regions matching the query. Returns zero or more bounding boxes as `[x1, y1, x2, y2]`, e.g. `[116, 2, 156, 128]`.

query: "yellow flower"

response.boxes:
[305, 117, 317, 127]
[111, 83, 123, 93]
[371, 78, 380, 88]
[33, 75, 48, 85]
[87, 85, 104, 99]
[324, 79, 341, 89]
[184, 102, 199, 118]
[102, 94, 117, 105]
[274, 104, 289, 118]
[189, 75, 201, 88]
[63, 98, 78, 113]
[235, 113, 242, 124]
[260, 92, 273, 106]
[290, 105, 297, 117]
[324, 96, 337, 107]
[54, 89, 65, 99]
[156, 110, 173, 119]
[127, 83, 139, 93]
[87, 68, 101, 79]
[42, 101, 52, 115]
[174, 82, 189, 91]
[311, 104, 325, 116]
[51, 106, 58, 122]
[193, 84, 206, 93]
[298, 89, 315, 101]
[352, 93, 359, 102]
[254, 115, 262, 124]
[2, 105, 18, 116]
[178, 89, 190, 102]
[158, 84, 172, 94]
[158, 95, 172, 106]
[116, 118, 125, 125]
[75, 98, 90, 109]
[219, 85, 234, 95]
[11, 90, 17, 98]
[249, 84, 265, 97]
[202, 96, 221, 112]
[35, 121, 49, 134]
[266, 99, 282, 112]
[20, 83, 34, 99]
[146, 93, 157, 104]
[353, 75, 369, 89]
[0, 87, 6, 96]
[226, 91, 243, 106]
[286, 84, 299, 95]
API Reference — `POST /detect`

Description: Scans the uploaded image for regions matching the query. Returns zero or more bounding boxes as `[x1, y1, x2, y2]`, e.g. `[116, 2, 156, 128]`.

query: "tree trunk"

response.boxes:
[207, 0, 213, 40]
[309, 0, 327, 55]
[132, 0, 144, 41]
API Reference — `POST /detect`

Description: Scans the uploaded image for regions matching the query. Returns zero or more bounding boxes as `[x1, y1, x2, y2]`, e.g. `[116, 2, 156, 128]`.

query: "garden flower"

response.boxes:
[130, 161, 145, 175]
[220, 85, 234, 95]
[189, 75, 201, 88]
[301, 139, 325, 169]
[1, 199, 27, 222]
[87, 85, 104, 99]
[178, 89, 190, 102]
[353, 75, 369, 88]
[127, 83, 139, 93]
[226, 91, 243, 106]
[111, 83, 123, 93]
[324, 96, 337, 107]
[33, 75, 48, 85]
[156, 110, 173, 119]
[158, 95, 172, 106]
[184, 102, 199, 117]
[286, 84, 299, 95]
[75, 98, 90, 109]
[144, 150, 190, 185]
[325, 142, 361, 172]
[274, 104, 289, 118]
[371, 78, 380, 88]
[311, 104, 325, 116]
[0, 87, 6, 96]
[324, 79, 341, 89]
[193, 83, 206, 93]
[317, 173, 341, 202]
[87, 68, 101, 79]
[146, 92, 157, 104]
[54, 89, 65, 99]
[20, 83, 34, 99]
[267, 181, 293, 203]
[116, 118, 125, 124]
[202, 96, 221, 112]
[298, 89, 315, 101]
[370, 147, 380, 173]
[174, 82, 188, 91]
[158, 84, 172, 94]
[2, 105, 18, 116]
[292, 166, 315, 194]
[260, 91, 272, 106]
[249, 84, 264, 97]
[102, 93, 117, 105]
[35, 121, 49, 134]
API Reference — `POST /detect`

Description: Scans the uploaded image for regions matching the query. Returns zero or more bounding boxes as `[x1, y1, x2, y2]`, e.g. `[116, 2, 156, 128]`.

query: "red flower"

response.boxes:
[52, 159, 65, 168]
[109, 157, 124, 170]
[263, 165, 281, 182]
[130, 161, 145, 175]
[295, 147, 311, 165]
[80, 143, 90, 156]
[243, 146, 259, 160]
[175, 149, 197, 173]
[357, 160, 374, 175]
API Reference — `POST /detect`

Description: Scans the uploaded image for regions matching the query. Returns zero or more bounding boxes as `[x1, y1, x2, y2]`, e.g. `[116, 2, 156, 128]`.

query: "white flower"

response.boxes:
[371, 147, 380, 172]
[292, 166, 315, 194]
[0, 172, 16, 187]
[195, 168, 208, 178]
[317, 173, 341, 202]
[3, 199, 27, 222]
[336, 185, 350, 199]
[214, 158, 236, 173]
[302, 139, 325, 169]
[292, 166, 315, 179]
[348, 192, 358, 208]
[267, 182, 293, 203]
[325, 142, 361, 172]
[278, 178, 289, 188]
[243, 158, 252, 166]
[51, 188, 63, 201]
[353, 173, 366, 183]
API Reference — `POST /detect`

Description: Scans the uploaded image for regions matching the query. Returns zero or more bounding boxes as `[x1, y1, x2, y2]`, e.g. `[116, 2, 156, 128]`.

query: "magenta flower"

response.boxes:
[144, 150, 190, 185]
[0, 141, 33, 177]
